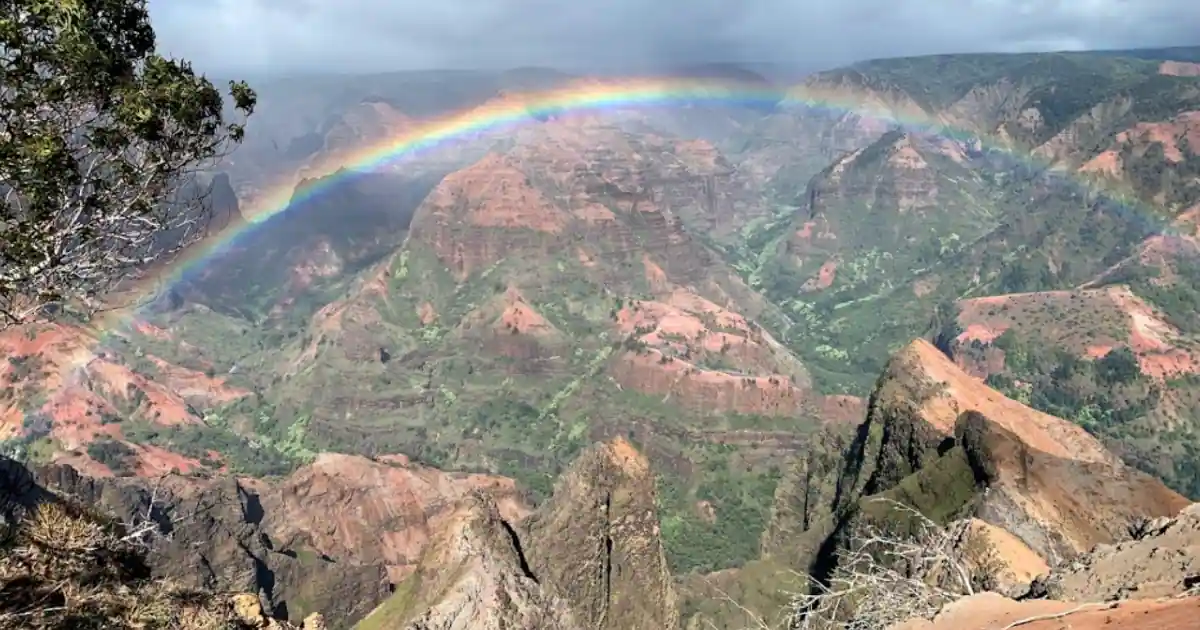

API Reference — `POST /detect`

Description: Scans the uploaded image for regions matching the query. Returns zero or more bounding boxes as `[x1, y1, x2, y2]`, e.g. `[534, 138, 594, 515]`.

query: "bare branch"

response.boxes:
[1000, 603, 1114, 629]
[787, 498, 1000, 630]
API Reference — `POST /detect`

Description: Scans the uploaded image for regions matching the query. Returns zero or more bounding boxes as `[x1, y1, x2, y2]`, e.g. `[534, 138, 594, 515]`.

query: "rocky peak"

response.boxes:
[851, 341, 1185, 552]
[954, 409, 1187, 563]
[758, 338, 1188, 608]
[520, 437, 679, 630]
[884, 340, 1120, 463]
[357, 491, 578, 630]
[841, 341, 1188, 563]
[355, 438, 677, 630]
[18, 452, 528, 628]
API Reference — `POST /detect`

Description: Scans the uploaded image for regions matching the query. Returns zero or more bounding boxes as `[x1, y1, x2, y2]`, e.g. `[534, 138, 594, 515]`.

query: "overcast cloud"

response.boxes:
[148, 0, 1200, 75]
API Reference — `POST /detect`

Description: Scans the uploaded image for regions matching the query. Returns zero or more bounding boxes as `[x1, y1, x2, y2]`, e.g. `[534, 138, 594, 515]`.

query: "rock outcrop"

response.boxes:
[0, 456, 327, 630]
[147, 172, 245, 259]
[759, 424, 857, 567]
[260, 453, 528, 582]
[844, 341, 1186, 561]
[955, 408, 1187, 564]
[894, 500, 1200, 630]
[355, 493, 578, 630]
[27, 462, 389, 628]
[356, 438, 678, 630]
[521, 437, 679, 630]
[748, 339, 1188, 627]
[21, 452, 527, 628]
[1043, 502, 1200, 601]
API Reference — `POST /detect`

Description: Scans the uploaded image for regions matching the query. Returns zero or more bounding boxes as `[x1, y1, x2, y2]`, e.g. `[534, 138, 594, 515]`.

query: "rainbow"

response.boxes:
[123, 79, 970, 297]
[61, 75, 1177, 359]
[102, 77, 874, 305]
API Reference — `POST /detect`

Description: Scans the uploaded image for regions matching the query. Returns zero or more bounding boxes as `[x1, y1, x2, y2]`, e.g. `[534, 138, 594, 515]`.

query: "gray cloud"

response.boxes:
[147, 0, 1200, 75]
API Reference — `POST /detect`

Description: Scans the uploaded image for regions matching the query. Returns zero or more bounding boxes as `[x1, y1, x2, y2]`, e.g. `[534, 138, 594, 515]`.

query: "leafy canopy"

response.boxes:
[0, 0, 255, 324]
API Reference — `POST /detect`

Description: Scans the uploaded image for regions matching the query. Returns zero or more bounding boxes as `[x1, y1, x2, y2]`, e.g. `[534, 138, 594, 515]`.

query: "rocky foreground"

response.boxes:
[897, 504, 1200, 629]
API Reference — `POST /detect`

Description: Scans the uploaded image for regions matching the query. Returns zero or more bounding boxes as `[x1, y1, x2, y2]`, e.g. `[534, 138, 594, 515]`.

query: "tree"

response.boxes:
[0, 0, 256, 325]
[929, 299, 962, 357]
[1095, 346, 1140, 385]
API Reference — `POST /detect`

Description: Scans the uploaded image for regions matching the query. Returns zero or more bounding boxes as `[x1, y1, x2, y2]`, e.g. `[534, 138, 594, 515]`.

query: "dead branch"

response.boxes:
[787, 498, 994, 630]
[1000, 602, 1114, 629]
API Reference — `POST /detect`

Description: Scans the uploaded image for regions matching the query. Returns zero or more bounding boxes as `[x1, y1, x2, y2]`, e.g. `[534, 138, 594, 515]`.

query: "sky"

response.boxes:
[150, 0, 1200, 75]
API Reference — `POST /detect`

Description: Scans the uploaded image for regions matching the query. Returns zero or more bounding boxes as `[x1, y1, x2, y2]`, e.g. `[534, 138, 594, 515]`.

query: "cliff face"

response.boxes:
[11, 341, 1196, 630]
[407, 152, 572, 280]
[403, 121, 741, 293]
[521, 437, 679, 630]
[21, 452, 527, 629]
[182, 170, 441, 322]
[253, 453, 529, 582]
[146, 172, 245, 261]
[955, 409, 1187, 562]
[758, 424, 857, 569]
[844, 341, 1186, 561]
[355, 438, 678, 630]
[727, 338, 1189, 629]
[0, 456, 327, 630]
[355, 493, 579, 630]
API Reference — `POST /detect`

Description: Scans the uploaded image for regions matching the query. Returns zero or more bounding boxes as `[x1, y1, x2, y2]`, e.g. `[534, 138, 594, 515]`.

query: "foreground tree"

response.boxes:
[0, 0, 255, 325]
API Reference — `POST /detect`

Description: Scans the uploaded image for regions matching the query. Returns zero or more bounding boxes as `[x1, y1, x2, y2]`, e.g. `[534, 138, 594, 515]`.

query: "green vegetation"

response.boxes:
[126, 307, 300, 393]
[657, 445, 784, 573]
[123, 421, 299, 477]
[121, 398, 316, 478]
[863, 446, 979, 528]
[722, 125, 1175, 395]
[461, 399, 574, 503]
[984, 331, 1157, 432]
[959, 329, 1200, 497]
[826, 52, 1158, 116]
[1121, 131, 1200, 211]
[86, 439, 138, 476]
[0, 413, 53, 463]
